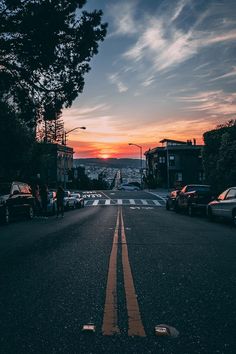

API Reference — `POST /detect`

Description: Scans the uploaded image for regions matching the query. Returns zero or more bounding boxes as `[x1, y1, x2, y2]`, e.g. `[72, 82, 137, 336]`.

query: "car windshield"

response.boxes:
[0, 183, 11, 195]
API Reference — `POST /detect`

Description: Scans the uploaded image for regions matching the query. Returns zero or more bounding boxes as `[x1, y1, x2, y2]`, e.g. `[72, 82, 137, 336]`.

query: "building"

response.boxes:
[145, 139, 205, 188]
[36, 143, 73, 187]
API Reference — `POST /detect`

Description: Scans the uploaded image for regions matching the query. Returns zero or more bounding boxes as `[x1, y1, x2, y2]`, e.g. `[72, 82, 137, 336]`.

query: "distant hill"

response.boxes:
[73, 158, 143, 169]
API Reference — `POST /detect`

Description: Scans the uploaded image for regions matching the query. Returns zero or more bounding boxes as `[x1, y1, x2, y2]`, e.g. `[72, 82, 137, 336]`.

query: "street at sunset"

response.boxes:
[1, 190, 236, 354]
[1, 1, 236, 353]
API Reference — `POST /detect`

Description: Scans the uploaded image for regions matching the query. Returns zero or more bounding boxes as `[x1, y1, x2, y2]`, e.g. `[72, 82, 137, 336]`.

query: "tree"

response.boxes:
[36, 116, 65, 144]
[0, 101, 34, 180]
[0, 0, 107, 179]
[203, 121, 236, 192]
[0, 0, 107, 127]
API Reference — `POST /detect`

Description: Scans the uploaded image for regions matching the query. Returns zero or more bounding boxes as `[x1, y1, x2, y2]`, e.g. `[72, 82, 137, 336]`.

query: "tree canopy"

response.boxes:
[0, 0, 107, 124]
[0, 0, 107, 179]
[203, 120, 236, 192]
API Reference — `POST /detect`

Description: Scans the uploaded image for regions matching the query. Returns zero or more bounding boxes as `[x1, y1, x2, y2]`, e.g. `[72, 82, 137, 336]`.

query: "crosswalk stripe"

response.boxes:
[141, 199, 148, 205]
[152, 200, 161, 206]
[84, 199, 163, 207]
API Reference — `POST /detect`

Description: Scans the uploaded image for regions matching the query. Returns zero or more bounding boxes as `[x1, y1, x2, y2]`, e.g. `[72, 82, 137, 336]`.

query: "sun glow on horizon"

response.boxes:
[100, 154, 110, 159]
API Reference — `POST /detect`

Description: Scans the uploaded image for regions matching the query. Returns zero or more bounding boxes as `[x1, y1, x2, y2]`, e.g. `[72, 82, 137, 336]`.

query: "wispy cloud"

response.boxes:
[117, 0, 236, 73]
[170, 0, 191, 22]
[63, 103, 110, 119]
[210, 67, 236, 81]
[108, 2, 138, 37]
[108, 73, 128, 92]
[178, 90, 236, 117]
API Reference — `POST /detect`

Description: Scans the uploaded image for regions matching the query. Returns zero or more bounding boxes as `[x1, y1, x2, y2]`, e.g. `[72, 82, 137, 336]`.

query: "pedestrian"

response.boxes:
[32, 184, 41, 216]
[56, 185, 65, 218]
[40, 184, 48, 217]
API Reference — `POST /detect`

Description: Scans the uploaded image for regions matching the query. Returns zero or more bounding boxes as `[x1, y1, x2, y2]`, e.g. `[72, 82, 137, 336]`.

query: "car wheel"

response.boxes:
[232, 209, 236, 226]
[28, 206, 34, 219]
[187, 204, 194, 217]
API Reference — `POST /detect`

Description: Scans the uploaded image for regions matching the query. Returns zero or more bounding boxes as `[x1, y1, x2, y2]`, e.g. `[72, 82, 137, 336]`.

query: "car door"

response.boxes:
[221, 188, 236, 218]
[213, 189, 231, 217]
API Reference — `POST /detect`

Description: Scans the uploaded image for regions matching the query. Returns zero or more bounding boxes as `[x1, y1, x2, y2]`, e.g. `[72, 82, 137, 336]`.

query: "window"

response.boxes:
[158, 156, 165, 163]
[225, 188, 236, 200]
[169, 155, 175, 166]
[18, 183, 30, 194]
[11, 184, 20, 194]
[218, 190, 228, 200]
[176, 172, 182, 181]
[198, 171, 205, 182]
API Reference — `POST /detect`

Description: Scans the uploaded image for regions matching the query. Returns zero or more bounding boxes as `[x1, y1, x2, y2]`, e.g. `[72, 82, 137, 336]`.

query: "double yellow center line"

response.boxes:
[102, 207, 146, 337]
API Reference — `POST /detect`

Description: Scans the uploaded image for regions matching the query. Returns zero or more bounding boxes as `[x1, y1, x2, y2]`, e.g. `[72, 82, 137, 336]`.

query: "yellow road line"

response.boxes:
[120, 208, 146, 337]
[102, 209, 120, 335]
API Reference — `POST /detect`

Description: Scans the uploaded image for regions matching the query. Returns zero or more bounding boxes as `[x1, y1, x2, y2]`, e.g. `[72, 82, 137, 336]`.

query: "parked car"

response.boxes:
[166, 189, 180, 210]
[64, 190, 77, 209]
[207, 187, 236, 226]
[70, 193, 85, 208]
[175, 184, 214, 216]
[0, 181, 35, 224]
[118, 183, 141, 191]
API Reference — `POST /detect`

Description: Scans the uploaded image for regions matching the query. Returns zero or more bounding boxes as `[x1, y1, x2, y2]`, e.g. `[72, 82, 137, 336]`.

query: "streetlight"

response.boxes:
[128, 143, 143, 186]
[63, 126, 86, 188]
[64, 126, 86, 145]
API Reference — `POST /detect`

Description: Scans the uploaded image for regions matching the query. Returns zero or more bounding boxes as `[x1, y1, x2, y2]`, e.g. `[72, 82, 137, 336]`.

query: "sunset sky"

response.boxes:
[62, 0, 236, 159]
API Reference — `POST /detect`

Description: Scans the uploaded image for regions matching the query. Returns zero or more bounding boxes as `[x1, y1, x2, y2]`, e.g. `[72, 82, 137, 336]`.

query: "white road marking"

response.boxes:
[141, 199, 148, 205]
[84, 199, 163, 207]
[147, 191, 167, 203]
[153, 200, 161, 206]
[101, 191, 112, 199]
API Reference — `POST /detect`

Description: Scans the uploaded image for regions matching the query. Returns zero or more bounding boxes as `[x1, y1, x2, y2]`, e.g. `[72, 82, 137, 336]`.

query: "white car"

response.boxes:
[64, 190, 77, 209]
[118, 182, 141, 191]
[207, 187, 236, 226]
[70, 193, 85, 208]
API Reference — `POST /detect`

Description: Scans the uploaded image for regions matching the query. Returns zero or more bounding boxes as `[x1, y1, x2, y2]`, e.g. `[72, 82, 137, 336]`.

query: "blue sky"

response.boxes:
[62, 0, 236, 158]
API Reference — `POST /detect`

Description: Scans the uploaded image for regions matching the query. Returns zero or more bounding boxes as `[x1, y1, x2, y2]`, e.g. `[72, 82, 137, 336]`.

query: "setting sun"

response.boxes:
[100, 154, 110, 159]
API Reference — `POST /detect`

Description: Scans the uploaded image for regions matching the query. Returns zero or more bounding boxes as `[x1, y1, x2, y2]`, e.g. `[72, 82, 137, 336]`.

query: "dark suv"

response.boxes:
[175, 184, 213, 216]
[0, 181, 35, 224]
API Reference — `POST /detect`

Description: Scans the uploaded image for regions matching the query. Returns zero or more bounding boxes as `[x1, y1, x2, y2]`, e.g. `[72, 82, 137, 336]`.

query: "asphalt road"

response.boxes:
[0, 190, 236, 354]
